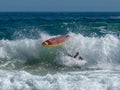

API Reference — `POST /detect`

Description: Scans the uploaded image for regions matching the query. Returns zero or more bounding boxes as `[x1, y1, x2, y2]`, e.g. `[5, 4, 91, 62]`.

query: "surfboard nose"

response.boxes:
[42, 41, 48, 45]
[42, 41, 52, 46]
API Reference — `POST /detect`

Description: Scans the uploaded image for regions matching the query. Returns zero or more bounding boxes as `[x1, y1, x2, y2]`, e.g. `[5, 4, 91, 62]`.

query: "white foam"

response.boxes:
[0, 32, 119, 69]
[56, 32, 120, 69]
[0, 39, 41, 61]
[0, 70, 120, 90]
[57, 55, 87, 67]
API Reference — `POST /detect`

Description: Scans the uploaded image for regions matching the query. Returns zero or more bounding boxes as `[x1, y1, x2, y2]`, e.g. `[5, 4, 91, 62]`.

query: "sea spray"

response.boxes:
[56, 33, 120, 69]
[0, 32, 119, 70]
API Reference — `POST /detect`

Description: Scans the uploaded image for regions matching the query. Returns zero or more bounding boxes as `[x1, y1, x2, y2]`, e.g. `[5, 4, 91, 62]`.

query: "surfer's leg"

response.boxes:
[74, 52, 79, 58]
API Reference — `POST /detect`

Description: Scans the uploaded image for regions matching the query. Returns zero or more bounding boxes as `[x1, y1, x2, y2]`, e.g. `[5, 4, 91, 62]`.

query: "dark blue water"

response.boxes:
[0, 12, 120, 40]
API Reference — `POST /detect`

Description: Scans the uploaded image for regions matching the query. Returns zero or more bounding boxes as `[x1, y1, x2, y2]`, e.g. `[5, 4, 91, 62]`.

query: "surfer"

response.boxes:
[68, 52, 83, 60]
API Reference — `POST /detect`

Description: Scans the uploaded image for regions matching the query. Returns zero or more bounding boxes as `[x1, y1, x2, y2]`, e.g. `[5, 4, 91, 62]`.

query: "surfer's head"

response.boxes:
[76, 52, 79, 55]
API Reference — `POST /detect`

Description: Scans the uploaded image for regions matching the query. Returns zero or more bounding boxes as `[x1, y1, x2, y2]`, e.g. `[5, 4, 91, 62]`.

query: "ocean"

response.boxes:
[0, 12, 120, 90]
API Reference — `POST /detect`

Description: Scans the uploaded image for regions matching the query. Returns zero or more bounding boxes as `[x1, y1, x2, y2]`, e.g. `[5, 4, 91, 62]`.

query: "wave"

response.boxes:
[62, 33, 120, 69]
[110, 16, 120, 19]
[0, 32, 119, 70]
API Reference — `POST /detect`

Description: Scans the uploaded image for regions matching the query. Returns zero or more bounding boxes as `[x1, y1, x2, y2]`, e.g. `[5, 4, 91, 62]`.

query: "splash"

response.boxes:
[0, 32, 119, 70]
[56, 32, 120, 69]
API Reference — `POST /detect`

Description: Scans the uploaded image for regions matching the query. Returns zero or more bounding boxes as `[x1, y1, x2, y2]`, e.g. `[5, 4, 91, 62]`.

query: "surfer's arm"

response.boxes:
[79, 56, 83, 60]
[68, 53, 73, 57]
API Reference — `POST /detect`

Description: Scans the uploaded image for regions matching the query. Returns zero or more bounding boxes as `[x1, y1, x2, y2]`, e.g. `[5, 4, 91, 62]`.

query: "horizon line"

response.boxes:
[0, 11, 120, 13]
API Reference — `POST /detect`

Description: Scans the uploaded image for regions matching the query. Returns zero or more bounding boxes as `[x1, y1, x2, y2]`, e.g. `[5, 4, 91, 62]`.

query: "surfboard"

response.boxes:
[42, 35, 69, 47]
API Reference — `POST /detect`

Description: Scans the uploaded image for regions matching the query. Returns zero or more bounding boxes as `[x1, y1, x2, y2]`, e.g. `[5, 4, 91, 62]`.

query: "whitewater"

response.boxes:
[0, 32, 119, 90]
